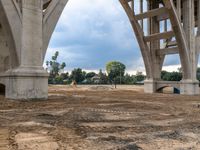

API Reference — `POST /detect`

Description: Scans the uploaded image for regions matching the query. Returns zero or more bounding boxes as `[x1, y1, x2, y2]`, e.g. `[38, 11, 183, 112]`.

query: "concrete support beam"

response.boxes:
[135, 7, 167, 20]
[144, 31, 174, 42]
[182, 0, 196, 80]
[21, 0, 43, 67]
[196, 0, 200, 67]
[149, 1, 164, 80]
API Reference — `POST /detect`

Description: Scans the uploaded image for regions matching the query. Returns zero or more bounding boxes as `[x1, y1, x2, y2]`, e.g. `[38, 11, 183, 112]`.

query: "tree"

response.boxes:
[46, 51, 66, 84]
[135, 71, 145, 82]
[70, 68, 85, 83]
[86, 72, 96, 79]
[106, 61, 126, 88]
[55, 75, 64, 84]
[161, 70, 182, 81]
[60, 62, 66, 70]
[98, 69, 108, 84]
[123, 73, 137, 84]
[169, 72, 182, 81]
[60, 72, 69, 80]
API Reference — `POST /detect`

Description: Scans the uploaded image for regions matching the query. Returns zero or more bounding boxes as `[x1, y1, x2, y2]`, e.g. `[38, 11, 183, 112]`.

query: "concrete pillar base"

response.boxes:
[144, 79, 157, 93]
[180, 80, 199, 95]
[2, 67, 49, 100]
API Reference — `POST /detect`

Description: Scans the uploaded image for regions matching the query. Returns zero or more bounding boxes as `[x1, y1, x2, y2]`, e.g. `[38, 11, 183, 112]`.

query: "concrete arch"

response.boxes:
[156, 81, 180, 91]
[163, 0, 192, 80]
[120, 0, 199, 95]
[0, 0, 20, 69]
[119, 0, 153, 79]
[157, 86, 180, 94]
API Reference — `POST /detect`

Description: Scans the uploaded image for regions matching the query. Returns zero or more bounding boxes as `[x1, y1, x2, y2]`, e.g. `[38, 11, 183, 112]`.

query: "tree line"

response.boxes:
[46, 51, 200, 85]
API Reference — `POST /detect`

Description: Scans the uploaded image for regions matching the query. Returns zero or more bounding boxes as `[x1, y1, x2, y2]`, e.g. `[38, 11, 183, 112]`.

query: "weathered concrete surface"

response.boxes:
[144, 79, 199, 95]
[0, 0, 68, 99]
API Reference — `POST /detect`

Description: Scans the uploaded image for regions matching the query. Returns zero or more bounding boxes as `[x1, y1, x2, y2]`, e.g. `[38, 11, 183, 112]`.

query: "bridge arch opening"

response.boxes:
[44, 0, 141, 73]
[157, 86, 180, 94]
[161, 55, 182, 81]
[0, 83, 5, 96]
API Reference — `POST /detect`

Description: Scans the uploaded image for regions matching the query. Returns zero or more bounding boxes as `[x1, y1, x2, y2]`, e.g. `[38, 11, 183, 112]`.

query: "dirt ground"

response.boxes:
[0, 85, 200, 150]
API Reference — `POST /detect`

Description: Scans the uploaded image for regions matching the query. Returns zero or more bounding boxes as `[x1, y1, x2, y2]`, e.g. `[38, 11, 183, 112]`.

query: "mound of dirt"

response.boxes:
[88, 85, 114, 91]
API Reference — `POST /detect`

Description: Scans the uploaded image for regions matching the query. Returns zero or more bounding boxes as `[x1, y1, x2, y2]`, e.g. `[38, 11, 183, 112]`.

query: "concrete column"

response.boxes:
[144, 79, 157, 93]
[196, 0, 200, 59]
[147, 0, 150, 36]
[4, 0, 48, 100]
[144, 1, 160, 93]
[21, 0, 43, 67]
[150, 1, 162, 80]
[180, 0, 199, 95]
[198, 0, 200, 36]
[182, 0, 196, 79]
[176, 0, 181, 20]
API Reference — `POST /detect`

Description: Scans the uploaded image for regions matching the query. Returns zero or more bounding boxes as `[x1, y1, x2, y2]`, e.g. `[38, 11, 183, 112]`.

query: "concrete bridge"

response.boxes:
[0, 0, 199, 100]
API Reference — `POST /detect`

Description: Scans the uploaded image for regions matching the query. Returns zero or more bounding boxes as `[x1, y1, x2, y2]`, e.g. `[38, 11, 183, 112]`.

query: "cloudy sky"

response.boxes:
[45, 0, 183, 74]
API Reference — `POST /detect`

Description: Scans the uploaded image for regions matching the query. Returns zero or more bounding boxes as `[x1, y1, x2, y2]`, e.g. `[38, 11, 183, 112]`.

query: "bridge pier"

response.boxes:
[2, 0, 49, 100]
[180, 80, 199, 95]
[0, 66, 48, 100]
[0, 0, 68, 100]
[144, 79, 156, 94]
[120, 0, 200, 96]
[144, 79, 199, 95]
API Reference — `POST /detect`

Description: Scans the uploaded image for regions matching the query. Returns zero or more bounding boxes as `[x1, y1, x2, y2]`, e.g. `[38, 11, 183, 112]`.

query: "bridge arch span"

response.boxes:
[0, 1, 20, 69]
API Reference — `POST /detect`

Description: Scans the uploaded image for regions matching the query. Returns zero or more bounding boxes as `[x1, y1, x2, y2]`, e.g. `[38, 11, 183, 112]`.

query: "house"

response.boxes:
[91, 75, 101, 84]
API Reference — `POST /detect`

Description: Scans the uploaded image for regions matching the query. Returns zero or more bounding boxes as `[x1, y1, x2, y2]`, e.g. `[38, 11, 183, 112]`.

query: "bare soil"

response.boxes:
[0, 85, 200, 150]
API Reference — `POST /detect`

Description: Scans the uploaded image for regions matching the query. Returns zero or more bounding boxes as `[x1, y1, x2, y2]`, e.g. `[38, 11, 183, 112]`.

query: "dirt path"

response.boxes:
[0, 85, 200, 149]
[0, 128, 9, 150]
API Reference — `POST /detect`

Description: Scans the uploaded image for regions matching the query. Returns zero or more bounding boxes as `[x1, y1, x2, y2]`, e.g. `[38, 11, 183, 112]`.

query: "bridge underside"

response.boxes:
[0, 0, 199, 100]
[120, 0, 200, 95]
